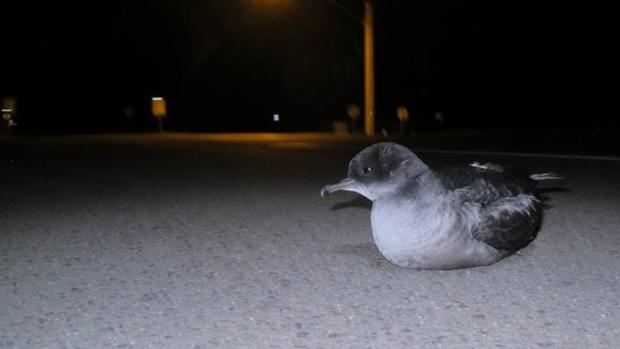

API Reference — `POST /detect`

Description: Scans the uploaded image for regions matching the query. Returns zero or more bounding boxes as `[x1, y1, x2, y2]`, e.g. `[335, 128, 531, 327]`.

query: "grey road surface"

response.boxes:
[1, 134, 619, 348]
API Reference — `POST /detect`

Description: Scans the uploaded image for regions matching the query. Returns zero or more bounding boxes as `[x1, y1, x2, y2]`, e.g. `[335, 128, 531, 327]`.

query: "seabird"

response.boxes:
[321, 142, 560, 270]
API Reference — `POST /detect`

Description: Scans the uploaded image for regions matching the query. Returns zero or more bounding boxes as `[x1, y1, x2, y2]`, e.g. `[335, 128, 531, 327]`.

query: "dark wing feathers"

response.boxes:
[436, 165, 541, 251]
[437, 165, 534, 197]
[473, 196, 542, 250]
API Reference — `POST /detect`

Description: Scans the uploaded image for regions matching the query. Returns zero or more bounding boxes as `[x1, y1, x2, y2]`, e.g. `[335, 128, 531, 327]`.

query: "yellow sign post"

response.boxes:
[151, 97, 167, 133]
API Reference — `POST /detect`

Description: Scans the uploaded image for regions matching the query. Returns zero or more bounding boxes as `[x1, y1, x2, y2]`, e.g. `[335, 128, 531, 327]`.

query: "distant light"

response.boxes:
[152, 97, 163, 101]
[1, 108, 12, 113]
[396, 106, 409, 122]
[273, 113, 280, 122]
[346, 103, 360, 119]
[435, 112, 445, 124]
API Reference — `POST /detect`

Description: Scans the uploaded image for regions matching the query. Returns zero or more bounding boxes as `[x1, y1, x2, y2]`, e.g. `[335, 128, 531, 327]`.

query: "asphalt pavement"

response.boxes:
[1, 133, 619, 348]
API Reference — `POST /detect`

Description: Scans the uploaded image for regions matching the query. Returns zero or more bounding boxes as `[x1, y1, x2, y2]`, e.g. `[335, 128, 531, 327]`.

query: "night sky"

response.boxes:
[2, 1, 612, 133]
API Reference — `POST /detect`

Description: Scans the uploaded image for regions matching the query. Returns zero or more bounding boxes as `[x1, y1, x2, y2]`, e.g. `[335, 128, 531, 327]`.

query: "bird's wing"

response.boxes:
[471, 192, 542, 251]
[437, 165, 541, 250]
[437, 164, 532, 201]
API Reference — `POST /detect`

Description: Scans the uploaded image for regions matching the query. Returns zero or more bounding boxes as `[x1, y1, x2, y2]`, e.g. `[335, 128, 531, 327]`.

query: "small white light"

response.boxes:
[273, 114, 280, 122]
[152, 97, 163, 101]
[1, 108, 12, 112]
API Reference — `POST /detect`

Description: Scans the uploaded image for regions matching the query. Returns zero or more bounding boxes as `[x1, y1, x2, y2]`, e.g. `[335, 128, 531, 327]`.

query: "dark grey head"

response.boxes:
[321, 142, 430, 200]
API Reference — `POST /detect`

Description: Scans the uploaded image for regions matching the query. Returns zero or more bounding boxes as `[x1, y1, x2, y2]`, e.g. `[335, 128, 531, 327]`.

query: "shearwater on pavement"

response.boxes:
[321, 142, 561, 270]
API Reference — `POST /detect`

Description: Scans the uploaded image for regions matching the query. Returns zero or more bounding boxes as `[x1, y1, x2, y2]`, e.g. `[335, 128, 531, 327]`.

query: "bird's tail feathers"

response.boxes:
[530, 173, 562, 181]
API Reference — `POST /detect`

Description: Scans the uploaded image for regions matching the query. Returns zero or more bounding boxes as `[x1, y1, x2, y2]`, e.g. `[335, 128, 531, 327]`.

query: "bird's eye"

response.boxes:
[362, 166, 372, 175]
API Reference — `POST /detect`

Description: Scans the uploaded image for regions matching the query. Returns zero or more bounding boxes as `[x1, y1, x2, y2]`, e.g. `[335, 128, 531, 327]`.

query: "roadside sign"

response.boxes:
[151, 97, 167, 118]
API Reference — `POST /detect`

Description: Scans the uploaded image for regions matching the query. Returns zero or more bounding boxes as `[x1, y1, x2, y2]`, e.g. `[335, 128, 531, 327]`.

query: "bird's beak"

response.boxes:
[320, 177, 358, 197]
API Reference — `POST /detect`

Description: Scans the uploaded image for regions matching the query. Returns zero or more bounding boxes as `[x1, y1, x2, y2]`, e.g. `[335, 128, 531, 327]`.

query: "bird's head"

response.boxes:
[321, 142, 430, 201]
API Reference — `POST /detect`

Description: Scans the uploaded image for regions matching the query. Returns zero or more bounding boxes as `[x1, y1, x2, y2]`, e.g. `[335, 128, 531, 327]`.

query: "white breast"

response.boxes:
[370, 193, 499, 269]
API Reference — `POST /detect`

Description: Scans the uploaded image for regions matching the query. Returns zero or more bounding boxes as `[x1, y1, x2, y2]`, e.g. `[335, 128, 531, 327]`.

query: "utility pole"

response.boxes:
[363, 0, 375, 136]
[266, 0, 376, 136]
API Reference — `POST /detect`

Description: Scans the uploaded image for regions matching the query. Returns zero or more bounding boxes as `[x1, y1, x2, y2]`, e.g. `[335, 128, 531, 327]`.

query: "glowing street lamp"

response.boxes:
[252, 0, 291, 7]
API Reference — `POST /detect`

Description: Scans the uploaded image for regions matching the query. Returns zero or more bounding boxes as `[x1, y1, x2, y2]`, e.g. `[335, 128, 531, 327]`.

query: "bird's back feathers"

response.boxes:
[436, 163, 552, 251]
[436, 164, 533, 201]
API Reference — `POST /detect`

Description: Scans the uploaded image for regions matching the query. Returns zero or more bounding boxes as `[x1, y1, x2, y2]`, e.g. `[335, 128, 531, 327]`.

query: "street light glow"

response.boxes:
[252, 0, 290, 7]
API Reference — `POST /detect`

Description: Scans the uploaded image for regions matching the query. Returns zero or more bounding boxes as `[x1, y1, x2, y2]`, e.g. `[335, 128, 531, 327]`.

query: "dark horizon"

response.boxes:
[2, 1, 613, 134]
